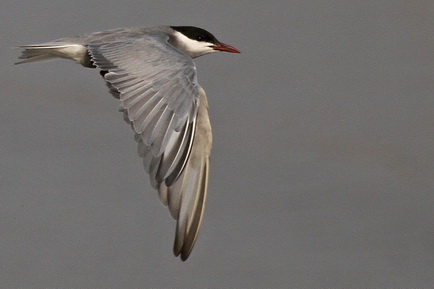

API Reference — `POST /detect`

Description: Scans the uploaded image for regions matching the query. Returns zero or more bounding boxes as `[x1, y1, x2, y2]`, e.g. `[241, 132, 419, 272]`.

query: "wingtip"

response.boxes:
[174, 246, 192, 262]
[180, 253, 189, 262]
[173, 222, 195, 261]
[14, 59, 29, 65]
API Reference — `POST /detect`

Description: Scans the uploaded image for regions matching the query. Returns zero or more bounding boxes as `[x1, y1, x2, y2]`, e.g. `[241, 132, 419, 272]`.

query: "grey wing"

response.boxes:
[87, 36, 211, 260]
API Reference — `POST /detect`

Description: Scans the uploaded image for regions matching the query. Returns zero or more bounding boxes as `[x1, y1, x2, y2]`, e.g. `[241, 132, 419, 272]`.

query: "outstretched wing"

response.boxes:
[87, 34, 211, 260]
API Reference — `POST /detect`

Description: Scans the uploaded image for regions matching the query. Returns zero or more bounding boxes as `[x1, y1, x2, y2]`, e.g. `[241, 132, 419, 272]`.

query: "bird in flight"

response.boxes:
[16, 25, 240, 261]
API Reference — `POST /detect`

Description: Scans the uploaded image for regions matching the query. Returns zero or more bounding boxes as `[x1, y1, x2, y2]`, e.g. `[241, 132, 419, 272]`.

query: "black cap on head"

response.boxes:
[171, 26, 220, 44]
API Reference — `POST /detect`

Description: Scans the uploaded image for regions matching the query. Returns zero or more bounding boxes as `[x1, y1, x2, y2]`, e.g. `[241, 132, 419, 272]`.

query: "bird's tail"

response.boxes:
[15, 43, 87, 65]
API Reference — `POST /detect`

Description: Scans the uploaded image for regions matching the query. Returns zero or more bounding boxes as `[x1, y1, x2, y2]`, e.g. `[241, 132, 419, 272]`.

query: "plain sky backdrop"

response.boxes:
[1, 1, 433, 288]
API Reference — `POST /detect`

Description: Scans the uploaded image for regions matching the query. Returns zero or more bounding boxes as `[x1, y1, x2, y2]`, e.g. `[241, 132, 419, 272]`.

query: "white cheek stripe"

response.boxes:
[172, 31, 215, 57]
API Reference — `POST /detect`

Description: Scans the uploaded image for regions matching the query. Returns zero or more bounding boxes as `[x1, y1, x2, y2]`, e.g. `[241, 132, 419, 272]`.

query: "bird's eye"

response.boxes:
[197, 36, 203, 41]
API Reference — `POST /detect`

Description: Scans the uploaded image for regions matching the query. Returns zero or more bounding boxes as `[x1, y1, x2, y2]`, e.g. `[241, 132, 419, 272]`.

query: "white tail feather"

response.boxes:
[15, 44, 87, 65]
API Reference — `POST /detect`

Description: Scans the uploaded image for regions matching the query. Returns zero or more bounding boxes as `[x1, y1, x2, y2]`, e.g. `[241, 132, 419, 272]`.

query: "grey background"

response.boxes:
[1, 1, 433, 288]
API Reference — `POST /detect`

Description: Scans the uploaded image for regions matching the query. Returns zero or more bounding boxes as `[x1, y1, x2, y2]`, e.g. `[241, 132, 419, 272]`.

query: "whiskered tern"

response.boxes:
[16, 25, 240, 261]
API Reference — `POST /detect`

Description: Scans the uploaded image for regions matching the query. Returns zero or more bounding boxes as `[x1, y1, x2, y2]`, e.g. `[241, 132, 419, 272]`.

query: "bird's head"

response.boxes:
[170, 26, 240, 58]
